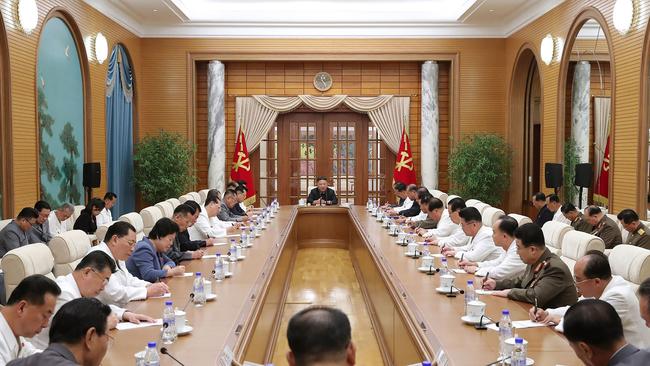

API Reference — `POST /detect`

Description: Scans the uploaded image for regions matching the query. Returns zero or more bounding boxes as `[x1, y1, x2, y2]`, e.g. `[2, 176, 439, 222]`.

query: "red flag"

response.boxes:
[594, 136, 610, 204]
[393, 128, 417, 185]
[230, 128, 256, 204]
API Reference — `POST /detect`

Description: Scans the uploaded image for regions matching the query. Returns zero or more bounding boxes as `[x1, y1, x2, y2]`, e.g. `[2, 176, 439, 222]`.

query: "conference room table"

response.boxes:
[104, 205, 581, 366]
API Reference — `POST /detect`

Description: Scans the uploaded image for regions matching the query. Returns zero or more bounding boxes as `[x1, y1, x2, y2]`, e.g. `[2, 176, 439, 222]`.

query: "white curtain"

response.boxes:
[236, 95, 409, 153]
[593, 96, 611, 179]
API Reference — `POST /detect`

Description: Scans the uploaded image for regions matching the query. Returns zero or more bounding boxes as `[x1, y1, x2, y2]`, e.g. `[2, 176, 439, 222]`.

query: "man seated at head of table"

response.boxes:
[617, 209, 650, 249]
[422, 197, 469, 248]
[386, 184, 418, 216]
[8, 298, 113, 366]
[189, 190, 240, 241]
[528, 250, 650, 348]
[0, 207, 39, 258]
[307, 176, 338, 206]
[30, 251, 154, 349]
[441, 207, 502, 263]
[0, 275, 61, 365]
[286, 306, 355, 366]
[563, 299, 650, 366]
[126, 218, 186, 283]
[459, 215, 526, 280]
[482, 223, 578, 308]
[586, 205, 622, 250]
[166, 204, 206, 264]
[561, 202, 593, 233]
[90, 221, 169, 307]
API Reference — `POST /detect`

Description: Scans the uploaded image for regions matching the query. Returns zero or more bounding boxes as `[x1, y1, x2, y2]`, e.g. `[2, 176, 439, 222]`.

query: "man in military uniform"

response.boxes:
[617, 209, 650, 250]
[482, 223, 578, 309]
[561, 202, 592, 233]
[586, 206, 622, 249]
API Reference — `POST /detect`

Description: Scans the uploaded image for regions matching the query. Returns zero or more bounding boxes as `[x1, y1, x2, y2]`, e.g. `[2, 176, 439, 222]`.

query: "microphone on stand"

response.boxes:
[446, 285, 465, 298]
[474, 314, 499, 330]
[181, 293, 195, 312]
[160, 347, 186, 366]
[320, 191, 326, 206]
[426, 265, 440, 276]
[485, 356, 511, 366]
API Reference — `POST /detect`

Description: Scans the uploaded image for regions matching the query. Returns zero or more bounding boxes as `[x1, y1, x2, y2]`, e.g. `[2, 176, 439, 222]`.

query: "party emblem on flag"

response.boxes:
[393, 128, 417, 185]
[231, 128, 256, 204]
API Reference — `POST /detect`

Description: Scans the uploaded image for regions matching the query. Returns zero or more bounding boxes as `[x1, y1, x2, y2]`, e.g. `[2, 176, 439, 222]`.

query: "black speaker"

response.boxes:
[83, 162, 101, 188]
[574, 163, 593, 188]
[545, 163, 563, 189]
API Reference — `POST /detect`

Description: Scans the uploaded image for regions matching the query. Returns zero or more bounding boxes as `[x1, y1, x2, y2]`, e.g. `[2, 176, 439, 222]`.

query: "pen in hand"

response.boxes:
[533, 296, 539, 322]
[482, 272, 490, 289]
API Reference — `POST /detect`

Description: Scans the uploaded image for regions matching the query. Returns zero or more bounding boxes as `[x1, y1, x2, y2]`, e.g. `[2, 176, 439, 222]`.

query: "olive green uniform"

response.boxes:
[625, 222, 650, 250]
[591, 215, 623, 249]
[495, 248, 578, 309]
[570, 213, 592, 233]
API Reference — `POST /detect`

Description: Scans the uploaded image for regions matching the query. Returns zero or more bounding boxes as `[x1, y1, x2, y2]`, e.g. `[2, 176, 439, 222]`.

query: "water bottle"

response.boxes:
[143, 342, 160, 366]
[192, 272, 206, 306]
[241, 230, 248, 247]
[465, 280, 476, 315]
[440, 257, 449, 276]
[422, 242, 430, 257]
[239, 242, 247, 257]
[214, 254, 225, 281]
[511, 338, 527, 366]
[499, 310, 513, 360]
[230, 240, 238, 262]
[162, 301, 176, 344]
[367, 198, 372, 210]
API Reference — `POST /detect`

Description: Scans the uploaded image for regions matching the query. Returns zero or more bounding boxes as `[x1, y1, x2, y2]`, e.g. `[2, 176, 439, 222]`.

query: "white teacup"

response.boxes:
[440, 274, 455, 289]
[203, 279, 213, 296]
[397, 232, 406, 242]
[174, 310, 186, 330]
[504, 337, 529, 356]
[407, 241, 418, 254]
[421, 255, 434, 268]
[466, 300, 486, 319]
[389, 223, 398, 232]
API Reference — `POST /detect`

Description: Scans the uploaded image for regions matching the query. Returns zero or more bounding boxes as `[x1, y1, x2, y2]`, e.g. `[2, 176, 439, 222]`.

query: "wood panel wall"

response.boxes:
[0, 0, 140, 214]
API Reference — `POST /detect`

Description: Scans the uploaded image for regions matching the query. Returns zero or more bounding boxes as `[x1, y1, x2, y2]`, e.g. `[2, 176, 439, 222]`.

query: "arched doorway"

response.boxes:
[508, 46, 542, 216]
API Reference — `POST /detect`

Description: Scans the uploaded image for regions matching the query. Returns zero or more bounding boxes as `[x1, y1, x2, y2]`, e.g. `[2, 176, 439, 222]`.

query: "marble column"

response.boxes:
[207, 60, 225, 192]
[571, 60, 590, 205]
[421, 61, 439, 190]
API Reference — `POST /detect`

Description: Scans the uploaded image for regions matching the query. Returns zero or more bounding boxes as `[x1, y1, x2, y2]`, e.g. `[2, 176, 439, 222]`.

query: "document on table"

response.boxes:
[149, 292, 171, 299]
[475, 289, 495, 295]
[202, 254, 217, 259]
[451, 268, 467, 274]
[174, 272, 193, 277]
[116, 318, 162, 331]
[486, 320, 550, 332]
[430, 253, 444, 258]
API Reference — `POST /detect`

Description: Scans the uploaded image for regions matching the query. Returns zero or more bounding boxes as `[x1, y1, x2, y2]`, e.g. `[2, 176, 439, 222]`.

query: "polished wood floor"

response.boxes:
[272, 248, 384, 365]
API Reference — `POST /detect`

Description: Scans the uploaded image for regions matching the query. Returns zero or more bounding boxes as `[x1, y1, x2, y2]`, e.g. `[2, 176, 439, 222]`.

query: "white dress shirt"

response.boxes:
[552, 209, 571, 225]
[434, 224, 469, 247]
[394, 197, 413, 213]
[409, 211, 428, 222]
[46, 211, 67, 237]
[89, 242, 149, 307]
[96, 208, 113, 227]
[475, 240, 526, 280]
[425, 210, 456, 238]
[548, 275, 650, 348]
[188, 207, 228, 240]
[453, 226, 502, 262]
[30, 273, 126, 350]
[239, 202, 246, 212]
[0, 313, 40, 366]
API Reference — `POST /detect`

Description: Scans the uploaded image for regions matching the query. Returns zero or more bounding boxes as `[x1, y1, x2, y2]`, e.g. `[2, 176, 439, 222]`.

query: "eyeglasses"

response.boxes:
[90, 268, 110, 286]
[573, 277, 593, 286]
[120, 237, 137, 247]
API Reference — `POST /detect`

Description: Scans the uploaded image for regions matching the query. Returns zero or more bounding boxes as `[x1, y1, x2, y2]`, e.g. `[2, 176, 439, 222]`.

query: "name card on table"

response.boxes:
[116, 318, 162, 331]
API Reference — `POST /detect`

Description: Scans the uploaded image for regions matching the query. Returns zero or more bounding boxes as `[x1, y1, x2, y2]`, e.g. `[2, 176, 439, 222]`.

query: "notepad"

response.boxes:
[512, 320, 551, 329]
[430, 253, 444, 258]
[174, 272, 193, 277]
[202, 254, 217, 259]
[451, 268, 467, 274]
[116, 318, 163, 331]
[475, 289, 495, 295]
[150, 293, 171, 299]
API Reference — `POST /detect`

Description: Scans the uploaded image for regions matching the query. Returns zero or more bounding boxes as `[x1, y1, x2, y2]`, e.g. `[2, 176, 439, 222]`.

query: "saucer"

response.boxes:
[395, 240, 406, 245]
[177, 325, 193, 336]
[255, 233, 261, 237]
[461, 315, 490, 325]
[237, 255, 246, 260]
[206, 293, 217, 301]
[418, 266, 437, 273]
[504, 357, 534, 365]
[224, 271, 233, 278]
[435, 287, 459, 294]
[404, 251, 417, 257]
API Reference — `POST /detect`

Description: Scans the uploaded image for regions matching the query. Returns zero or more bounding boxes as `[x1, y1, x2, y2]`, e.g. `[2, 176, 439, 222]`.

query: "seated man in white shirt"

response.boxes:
[459, 215, 526, 280]
[425, 197, 469, 248]
[96, 192, 117, 227]
[0, 275, 61, 364]
[639, 278, 650, 328]
[30, 251, 153, 349]
[387, 184, 417, 216]
[47, 203, 74, 237]
[416, 196, 455, 237]
[89, 221, 168, 307]
[530, 250, 650, 348]
[441, 207, 502, 263]
[189, 190, 239, 240]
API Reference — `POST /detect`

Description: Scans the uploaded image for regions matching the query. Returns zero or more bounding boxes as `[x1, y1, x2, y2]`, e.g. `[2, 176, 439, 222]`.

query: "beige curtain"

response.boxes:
[368, 97, 410, 153]
[593, 96, 611, 179]
[235, 97, 279, 152]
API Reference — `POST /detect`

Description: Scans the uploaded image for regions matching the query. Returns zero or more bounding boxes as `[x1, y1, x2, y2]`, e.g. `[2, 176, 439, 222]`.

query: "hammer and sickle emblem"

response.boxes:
[602, 156, 610, 172]
[395, 151, 413, 172]
[233, 151, 250, 172]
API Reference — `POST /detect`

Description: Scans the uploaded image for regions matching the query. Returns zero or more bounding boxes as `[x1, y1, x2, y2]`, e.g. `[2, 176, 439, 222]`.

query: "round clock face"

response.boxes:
[313, 72, 333, 91]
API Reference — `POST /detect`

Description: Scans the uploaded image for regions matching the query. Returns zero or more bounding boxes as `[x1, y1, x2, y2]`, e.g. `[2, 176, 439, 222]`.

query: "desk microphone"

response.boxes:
[181, 293, 195, 312]
[320, 192, 326, 206]
[474, 315, 499, 330]
[485, 356, 510, 366]
[446, 285, 465, 298]
[426, 265, 440, 276]
[160, 347, 186, 366]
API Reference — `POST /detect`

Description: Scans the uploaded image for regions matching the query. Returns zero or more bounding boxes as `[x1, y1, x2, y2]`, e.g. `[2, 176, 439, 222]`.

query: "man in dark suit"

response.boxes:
[0, 207, 39, 258]
[532, 192, 554, 227]
[563, 299, 650, 366]
[307, 176, 337, 206]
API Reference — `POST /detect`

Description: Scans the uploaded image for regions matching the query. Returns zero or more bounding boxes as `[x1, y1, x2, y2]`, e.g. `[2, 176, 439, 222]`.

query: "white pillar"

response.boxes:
[571, 60, 590, 205]
[421, 61, 439, 190]
[207, 60, 225, 192]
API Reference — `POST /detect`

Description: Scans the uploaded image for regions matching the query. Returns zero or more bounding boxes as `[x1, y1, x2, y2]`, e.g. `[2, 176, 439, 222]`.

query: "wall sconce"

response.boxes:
[540, 34, 555, 65]
[94, 32, 108, 64]
[17, 0, 38, 34]
[613, 0, 635, 35]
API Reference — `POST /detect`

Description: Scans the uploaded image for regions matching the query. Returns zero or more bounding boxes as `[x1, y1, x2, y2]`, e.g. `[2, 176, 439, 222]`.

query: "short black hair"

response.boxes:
[34, 201, 51, 212]
[419, 195, 432, 205]
[638, 277, 650, 314]
[86, 197, 105, 212]
[416, 187, 430, 199]
[103, 192, 117, 201]
[205, 189, 221, 206]
[236, 180, 247, 187]
[586, 206, 602, 216]
[223, 190, 236, 199]
[547, 194, 560, 203]
[563, 299, 624, 349]
[235, 185, 247, 194]
[496, 215, 518, 237]
[407, 184, 418, 192]
[393, 182, 406, 192]
[316, 176, 328, 182]
[617, 209, 639, 224]
[174, 203, 195, 216]
[7, 274, 61, 306]
[226, 182, 238, 190]
[427, 197, 444, 212]
[17, 207, 39, 220]
[149, 217, 179, 239]
[533, 192, 546, 202]
[458, 207, 482, 223]
[561, 202, 578, 214]
[514, 223, 545, 248]
[448, 197, 466, 213]
[105, 221, 136, 242]
[185, 200, 201, 213]
[49, 298, 111, 345]
[287, 306, 351, 364]
[76, 251, 117, 274]
[582, 250, 611, 280]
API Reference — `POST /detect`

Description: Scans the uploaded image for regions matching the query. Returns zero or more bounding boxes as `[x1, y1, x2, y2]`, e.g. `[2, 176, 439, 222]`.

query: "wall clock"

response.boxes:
[313, 71, 333, 92]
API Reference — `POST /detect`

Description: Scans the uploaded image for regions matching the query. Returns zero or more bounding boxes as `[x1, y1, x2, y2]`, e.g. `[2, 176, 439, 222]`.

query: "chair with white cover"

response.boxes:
[482, 207, 505, 227]
[49, 230, 92, 277]
[560, 231, 605, 274]
[608, 244, 650, 291]
[95, 221, 116, 243]
[0, 219, 11, 232]
[118, 213, 145, 241]
[431, 190, 448, 208]
[140, 206, 163, 236]
[508, 214, 533, 226]
[447, 195, 461, 205]
[179, 194, 194, 204]
[474, 202, 491, 215]
[465, 199, 482, 207]
[541, 221, 574, 255]
[1, 243, 55, 299]
[197, 190, 209, 203]
[165, 198, 181, 210]
[155, 201, 174, 218]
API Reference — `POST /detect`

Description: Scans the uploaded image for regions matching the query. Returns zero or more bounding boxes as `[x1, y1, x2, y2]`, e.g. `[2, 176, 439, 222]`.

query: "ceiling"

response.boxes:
[84, 0, 567, 38]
